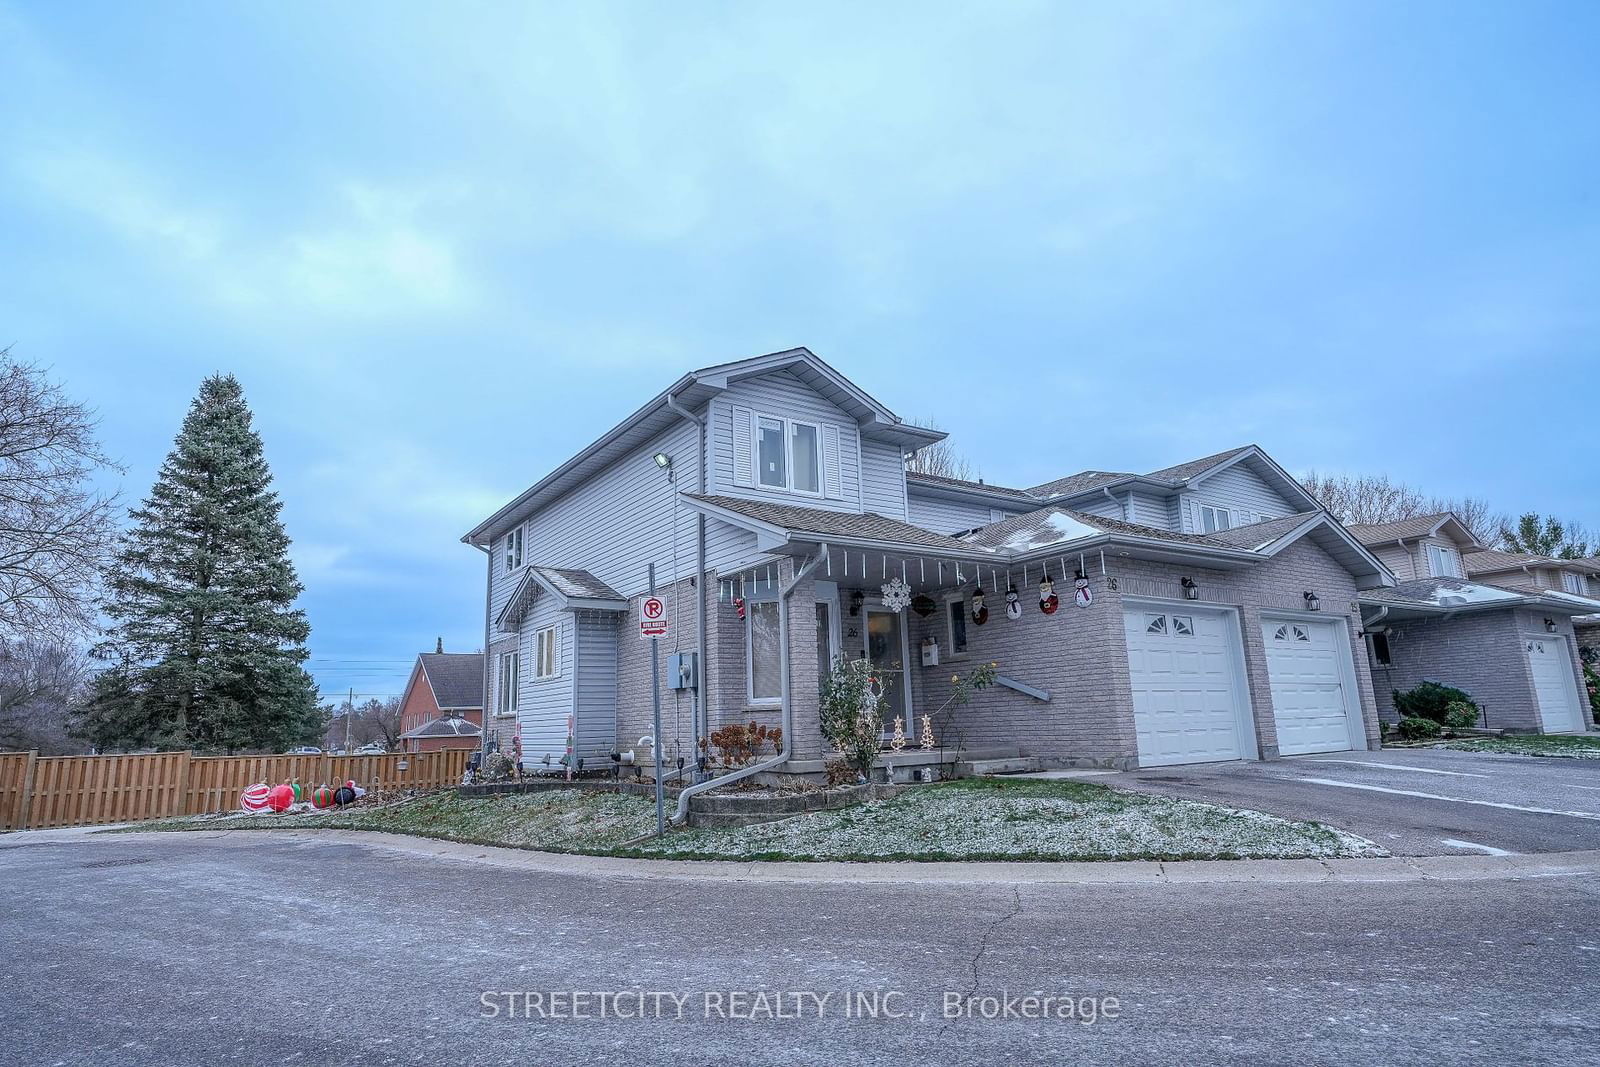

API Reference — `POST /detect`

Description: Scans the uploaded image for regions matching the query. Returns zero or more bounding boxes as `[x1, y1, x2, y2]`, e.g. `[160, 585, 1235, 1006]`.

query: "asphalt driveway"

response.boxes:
[1102, 747, 1600, 856]
[3, 831, 1599, 1066]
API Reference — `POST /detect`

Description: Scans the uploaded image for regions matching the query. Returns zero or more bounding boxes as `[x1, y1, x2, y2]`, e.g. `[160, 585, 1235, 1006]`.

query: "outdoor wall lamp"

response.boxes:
[1180, 577, 1199, 601]
[653, 452, 672, 470]
[850, 589, 865, 616]
[1303, 590, 1321, 612]
[1544, 618, 1557, 633]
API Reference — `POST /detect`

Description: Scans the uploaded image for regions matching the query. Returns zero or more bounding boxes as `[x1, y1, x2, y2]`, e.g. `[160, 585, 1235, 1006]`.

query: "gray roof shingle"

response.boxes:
[532, 566, 624, 601]
[1345, 512, 1457, 546]
[1205, 512, 1320, 549]
[685, 494, 993, 554]
[961, 506, 1227, 552]
[1026, 471, 1131, 498]
[418, 653, 484, 710]
[905, 471, 1039, 500]
[1143, 445, 1256, 483]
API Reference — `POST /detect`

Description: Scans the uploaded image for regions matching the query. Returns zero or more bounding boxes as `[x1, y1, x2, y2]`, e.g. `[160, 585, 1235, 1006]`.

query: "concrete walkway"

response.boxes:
[10, 826, 1600, 885]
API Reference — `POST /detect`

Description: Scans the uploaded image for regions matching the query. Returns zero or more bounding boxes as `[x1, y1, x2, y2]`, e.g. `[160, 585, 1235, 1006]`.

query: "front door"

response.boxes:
[865, 608, 909, 737]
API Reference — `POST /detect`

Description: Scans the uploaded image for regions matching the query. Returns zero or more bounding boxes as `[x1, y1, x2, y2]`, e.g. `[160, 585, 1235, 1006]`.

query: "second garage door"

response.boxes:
[1527, 636, 1584, 733]
[1125, 607, 1249, 766]
[1262, 618, 1358, 755]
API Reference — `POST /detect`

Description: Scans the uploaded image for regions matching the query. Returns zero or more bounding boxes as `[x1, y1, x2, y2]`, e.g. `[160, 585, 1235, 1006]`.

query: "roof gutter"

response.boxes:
[671, 546, 828, 824]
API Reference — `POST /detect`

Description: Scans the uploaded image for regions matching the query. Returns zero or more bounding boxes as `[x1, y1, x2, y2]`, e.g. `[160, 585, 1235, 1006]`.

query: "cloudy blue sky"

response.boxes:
[3, 1, 1596, 701]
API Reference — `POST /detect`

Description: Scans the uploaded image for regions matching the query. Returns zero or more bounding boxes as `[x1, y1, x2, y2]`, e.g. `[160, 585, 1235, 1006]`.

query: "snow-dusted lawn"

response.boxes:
[1442, 735, 1600, 760]
[125, 778, 1383, 861]
[627, 777, 1383, 861]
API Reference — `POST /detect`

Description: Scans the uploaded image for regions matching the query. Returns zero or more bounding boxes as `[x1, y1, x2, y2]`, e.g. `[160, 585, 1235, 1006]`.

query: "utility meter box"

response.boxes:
[667, 651, 699, 690]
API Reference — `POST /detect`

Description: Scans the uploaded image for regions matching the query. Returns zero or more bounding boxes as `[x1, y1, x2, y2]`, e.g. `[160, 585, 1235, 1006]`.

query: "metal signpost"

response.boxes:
[642, 565, 668, 834]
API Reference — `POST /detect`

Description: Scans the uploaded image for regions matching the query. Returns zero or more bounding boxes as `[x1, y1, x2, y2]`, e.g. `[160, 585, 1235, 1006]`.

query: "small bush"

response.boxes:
[1393, 681, 1480, 726]
[1397, 716, 1442, 741]
[1442, 701, 1479, 730]
[1584, 663, 1600, 725]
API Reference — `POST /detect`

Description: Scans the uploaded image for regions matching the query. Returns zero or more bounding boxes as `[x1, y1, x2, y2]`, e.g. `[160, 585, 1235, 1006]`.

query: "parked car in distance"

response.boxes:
[355, 743, 387, 755]
[290, 746, 322, 755]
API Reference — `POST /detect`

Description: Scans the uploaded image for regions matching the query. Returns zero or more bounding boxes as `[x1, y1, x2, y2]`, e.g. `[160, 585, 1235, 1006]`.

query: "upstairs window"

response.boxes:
[503, 527, 524, 573]
[1199, 505, 1232, 533]
[1426, 543, 1460, 578]
[1562, 571, 1586, 595]
[755, 414, 823, 495]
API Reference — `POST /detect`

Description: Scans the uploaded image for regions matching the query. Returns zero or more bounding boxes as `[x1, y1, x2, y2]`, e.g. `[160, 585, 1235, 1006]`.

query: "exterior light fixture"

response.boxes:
[850, 589, 865, 616]
[653, 452, 672, 469]
[396, 758, 409, 772]
[1544, 618, 1557, 633]
[1303, 590, 1321, 612]
[1180, 577, 1199, 601]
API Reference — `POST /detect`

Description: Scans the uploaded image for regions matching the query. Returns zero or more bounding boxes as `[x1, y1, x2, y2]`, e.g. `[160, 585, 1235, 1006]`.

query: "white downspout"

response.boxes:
[474, 542, 492, 761]
[665, 390, 709, 775]
[1360, 604, 1388, 632]
[671, 547, 828, 825]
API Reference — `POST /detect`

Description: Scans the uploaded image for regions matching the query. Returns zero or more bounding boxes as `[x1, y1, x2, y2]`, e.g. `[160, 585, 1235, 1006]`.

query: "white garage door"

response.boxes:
[1527, 636, 1584, 733]
[1262, 618, 1358, 755]
[1124, 607, 1247, 766]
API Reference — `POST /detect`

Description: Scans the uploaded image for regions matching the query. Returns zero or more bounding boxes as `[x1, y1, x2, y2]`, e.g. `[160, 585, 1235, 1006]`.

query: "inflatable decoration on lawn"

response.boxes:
[266, 784, 296, 813]
[311, 785, 337, 809]
[333, 780, 367, 807]
[240, 783, 272, 812]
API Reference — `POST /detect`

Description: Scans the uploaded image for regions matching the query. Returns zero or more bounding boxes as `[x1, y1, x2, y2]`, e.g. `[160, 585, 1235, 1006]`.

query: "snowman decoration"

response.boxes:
[1074, 570, 1093, 608]
[1039, 570, 1060, 615]
[1005, 584, 1022, 620]
[971, 587, 989, 626]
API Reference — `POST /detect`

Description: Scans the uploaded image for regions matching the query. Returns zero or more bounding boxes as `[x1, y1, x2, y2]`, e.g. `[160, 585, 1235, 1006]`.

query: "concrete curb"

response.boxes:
[9, 827, 1600, 886]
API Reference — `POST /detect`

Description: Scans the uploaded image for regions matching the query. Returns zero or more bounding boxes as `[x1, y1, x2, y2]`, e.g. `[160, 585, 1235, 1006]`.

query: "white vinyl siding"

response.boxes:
[534, 625, 559, 679]
[1181, 463, 1300, 532]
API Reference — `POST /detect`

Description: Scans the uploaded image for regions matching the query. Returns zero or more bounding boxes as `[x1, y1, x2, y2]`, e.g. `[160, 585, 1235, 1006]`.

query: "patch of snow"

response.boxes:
[1001, 510, 1102, 552]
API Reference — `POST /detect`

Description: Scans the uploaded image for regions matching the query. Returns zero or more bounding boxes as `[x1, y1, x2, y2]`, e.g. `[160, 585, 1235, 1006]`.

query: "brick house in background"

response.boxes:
[397, 646, 485, 753]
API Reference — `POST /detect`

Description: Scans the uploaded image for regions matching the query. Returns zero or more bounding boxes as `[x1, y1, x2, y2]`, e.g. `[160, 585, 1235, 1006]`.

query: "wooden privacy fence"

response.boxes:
[0, 749, 472, 831]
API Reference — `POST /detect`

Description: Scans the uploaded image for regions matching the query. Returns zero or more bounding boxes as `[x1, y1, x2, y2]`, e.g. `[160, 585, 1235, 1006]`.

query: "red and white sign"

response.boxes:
[639, 595, 669, 640]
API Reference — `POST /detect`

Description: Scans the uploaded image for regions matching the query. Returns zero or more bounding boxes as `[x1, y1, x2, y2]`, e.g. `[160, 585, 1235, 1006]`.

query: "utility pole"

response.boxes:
[649, 563, 665, 835]
[345, 687, 353, 755]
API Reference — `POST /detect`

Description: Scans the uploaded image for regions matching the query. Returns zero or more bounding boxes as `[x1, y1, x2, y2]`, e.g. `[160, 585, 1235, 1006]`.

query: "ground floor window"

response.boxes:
[497, 651, 519, 715]
[946, 594, 967, 654]
[816, 601, 834, 678]
[1369, 632, 1392, 667]
[748, 599, 782, 703]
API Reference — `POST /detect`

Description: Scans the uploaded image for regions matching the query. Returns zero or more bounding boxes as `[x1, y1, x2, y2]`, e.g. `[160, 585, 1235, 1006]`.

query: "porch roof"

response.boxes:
[681, 494, 997, 559]
[1359, 578, 1600, 620]
[494, 565, 628, 633]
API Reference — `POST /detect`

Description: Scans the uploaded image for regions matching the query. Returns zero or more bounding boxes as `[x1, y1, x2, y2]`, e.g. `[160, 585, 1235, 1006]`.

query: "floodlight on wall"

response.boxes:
[1180, 577, 1199, 601]
[653, 452, 672, 469]
[1303, 590, 1321, 612]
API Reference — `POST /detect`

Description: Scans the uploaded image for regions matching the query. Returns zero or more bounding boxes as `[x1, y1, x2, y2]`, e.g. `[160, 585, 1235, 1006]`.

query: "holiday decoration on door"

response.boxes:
[1074, 570, 1093, 608]
[971, 587, 989, 626]
[1039, 569, 1059, 614]
[881, 576, 913, 613]
[1005, 584, 1022, 620]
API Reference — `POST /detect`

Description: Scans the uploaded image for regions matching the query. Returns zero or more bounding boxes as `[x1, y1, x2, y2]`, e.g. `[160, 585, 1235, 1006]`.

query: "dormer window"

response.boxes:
[1199, 505, 1232, 533]
[1426, 543, 1460, 578]
[756, 415, 822, 495]
[1562, 571, 1585, 595]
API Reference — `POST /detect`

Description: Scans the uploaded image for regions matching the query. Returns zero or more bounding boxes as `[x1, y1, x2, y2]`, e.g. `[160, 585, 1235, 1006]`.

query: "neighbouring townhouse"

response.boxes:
[396, 647, 485, 753]
[1346, 515, 1599, 733]
[463, 348, 1417, 781]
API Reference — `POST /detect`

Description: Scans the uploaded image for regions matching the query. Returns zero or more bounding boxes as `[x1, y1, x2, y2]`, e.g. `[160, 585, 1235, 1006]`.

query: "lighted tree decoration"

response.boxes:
[890, 715, 907, 752]
[920, 713, 935, 749]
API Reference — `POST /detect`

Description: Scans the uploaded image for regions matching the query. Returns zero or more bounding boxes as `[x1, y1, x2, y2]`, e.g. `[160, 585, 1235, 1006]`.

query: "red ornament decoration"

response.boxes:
[266, 784, 295, 813]
[734, 596, 746, 620]
[311, 785, 336, 809]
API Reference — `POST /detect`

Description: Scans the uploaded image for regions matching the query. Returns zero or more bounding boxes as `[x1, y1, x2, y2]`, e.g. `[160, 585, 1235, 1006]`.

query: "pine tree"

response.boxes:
[82, 375, 322, 753]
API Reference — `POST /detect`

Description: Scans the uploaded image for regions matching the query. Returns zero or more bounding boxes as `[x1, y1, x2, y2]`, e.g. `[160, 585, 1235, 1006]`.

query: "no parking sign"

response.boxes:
[639, 595, 668, 640]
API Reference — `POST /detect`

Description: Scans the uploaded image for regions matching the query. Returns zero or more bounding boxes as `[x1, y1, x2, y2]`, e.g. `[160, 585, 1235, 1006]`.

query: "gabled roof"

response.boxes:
[962, 506, 1221, 552]
[1347, 512, 1481, 550]
[905, 471, 1039, 502]
[401, 715, 482, 739]
[1360, 577, 1600, 619]
[495, 566, 628, 631]
[1465, 549, 1599, 577]
[463, 348, 944, 544]
[1025, 445, 1321, 514]
[1145, 445, 1257, 483]
[416, 653, 484, 711]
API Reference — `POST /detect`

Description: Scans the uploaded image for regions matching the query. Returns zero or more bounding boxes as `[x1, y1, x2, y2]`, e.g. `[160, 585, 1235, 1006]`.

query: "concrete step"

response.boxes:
[954, 757, 1043, 777]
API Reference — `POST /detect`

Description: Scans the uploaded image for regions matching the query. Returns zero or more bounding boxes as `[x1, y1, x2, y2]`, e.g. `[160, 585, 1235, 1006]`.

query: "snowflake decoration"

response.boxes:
[880, 576, 912, 613]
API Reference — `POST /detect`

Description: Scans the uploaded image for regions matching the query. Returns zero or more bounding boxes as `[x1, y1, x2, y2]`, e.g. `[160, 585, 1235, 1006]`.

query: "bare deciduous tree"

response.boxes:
[361, 696, 404, 750]
[0, 353, 121, 640]
[905, 418, 979, 481]
[0, 638, 88, 754]
[1299, 469, 1506, 547]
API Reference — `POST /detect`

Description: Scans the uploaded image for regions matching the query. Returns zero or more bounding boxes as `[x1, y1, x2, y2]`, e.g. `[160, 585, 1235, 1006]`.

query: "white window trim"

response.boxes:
[534, 624, 560, 680]
[1198, 503, 1234, 533]
[944, 592, 969, 658]
[497, 650, 520, 716]
[745, 593, 782, 706]
[1426, 542, 1460, 578]
[1561, 571, 1584, 595]
[503, 527, 524, 574]
[753, 412, 825, 497]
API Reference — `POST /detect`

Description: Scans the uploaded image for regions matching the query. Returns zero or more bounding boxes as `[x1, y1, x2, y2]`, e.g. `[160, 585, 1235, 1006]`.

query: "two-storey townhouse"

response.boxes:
[463, 350, 1407, 791]
[1344, 517, 1598, 733]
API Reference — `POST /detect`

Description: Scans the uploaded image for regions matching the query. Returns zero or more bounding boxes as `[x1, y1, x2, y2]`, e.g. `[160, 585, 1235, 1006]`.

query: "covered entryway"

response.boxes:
[1124, 606, 1250, 767]
[1527, 635, 1585, 733]
[1262, 617, 1360, 755]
